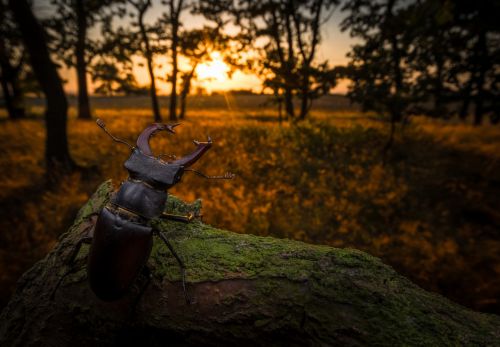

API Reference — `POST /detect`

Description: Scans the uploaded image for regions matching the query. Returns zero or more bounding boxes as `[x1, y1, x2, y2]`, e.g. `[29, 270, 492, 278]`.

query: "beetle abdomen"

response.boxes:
[88, 207, 153, 301]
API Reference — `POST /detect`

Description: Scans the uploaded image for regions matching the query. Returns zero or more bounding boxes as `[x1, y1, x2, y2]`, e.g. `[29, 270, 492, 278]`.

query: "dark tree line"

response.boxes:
[0, 0, 229, 169]
[7, 0, 73, 169]
[48, 0, 122, 120]
[232, 0, 337, 121]
[1, 0, 498, 170]
[0, 0, 30, 120]
[339, 0, 500, 125]
[128, 0, 162, 121]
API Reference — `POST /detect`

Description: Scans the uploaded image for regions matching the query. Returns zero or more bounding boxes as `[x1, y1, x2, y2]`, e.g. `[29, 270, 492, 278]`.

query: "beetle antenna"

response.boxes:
[184, 169, 235, 180]
[96, 119, 134, 149]
[157, 153, 177, 160]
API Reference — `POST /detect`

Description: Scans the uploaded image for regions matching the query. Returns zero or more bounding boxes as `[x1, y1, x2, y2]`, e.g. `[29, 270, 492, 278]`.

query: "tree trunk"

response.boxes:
[169, 29, 178, 121]
[179, 85, 188, 120]
[1, 181, 499, 346]
[298, 77, 309, 120]
[8, 0, 73, 170]
[433, 55, 445, 118]
[145, 50, 161, 123]
[283, 3, 295, 120]
[0, 36, 25, 119]
[293, 0, 322, 121]
[382, 112, 397, 162]
[284, 87, 294, 119]
[9, 73, 25, 119]
[459, 87, 471, 121]
[179, 64, 197, 120]
[275, 88, 283, 124]
[138, 6, 161, 122]
[75, 0, 91, 120]
[473, 29, 488, 126]
[386, 0, 404, 125]
[0, 73, 20, 119]
[168, 1, 182, 122]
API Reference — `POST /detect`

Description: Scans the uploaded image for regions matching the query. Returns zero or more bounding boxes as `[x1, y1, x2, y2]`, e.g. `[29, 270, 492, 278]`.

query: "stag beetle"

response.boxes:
[52, 120, 233, 303]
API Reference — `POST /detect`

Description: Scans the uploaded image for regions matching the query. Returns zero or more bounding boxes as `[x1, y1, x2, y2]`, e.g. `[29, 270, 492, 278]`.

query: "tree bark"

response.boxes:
[8, 0, 73, 170]
[1, 181, 499, 346]
[75, 0, 91, 120]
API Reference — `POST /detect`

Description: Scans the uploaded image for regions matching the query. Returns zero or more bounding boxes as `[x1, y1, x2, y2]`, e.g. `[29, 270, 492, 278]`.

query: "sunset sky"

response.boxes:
[35, 1, 353, 95]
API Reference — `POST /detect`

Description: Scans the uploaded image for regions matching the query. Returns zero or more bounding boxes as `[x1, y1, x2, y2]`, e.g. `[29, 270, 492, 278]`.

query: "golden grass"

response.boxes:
[0, 104, 499, 313]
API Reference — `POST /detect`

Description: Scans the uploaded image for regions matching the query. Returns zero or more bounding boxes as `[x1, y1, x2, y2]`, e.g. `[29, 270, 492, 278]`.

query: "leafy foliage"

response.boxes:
[46, 0, 124, 68]
[92, 61, 147, 95]
[0, 0, 37, 118]
[229, 0, 338, 120]
[340, 0, 500, 124]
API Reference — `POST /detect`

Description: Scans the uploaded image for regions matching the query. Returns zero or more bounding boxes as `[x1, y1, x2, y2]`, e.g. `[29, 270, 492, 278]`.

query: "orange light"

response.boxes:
[196, 52, 229, 82]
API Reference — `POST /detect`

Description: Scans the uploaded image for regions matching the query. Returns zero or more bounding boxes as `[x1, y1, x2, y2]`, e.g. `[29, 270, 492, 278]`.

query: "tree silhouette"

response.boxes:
[405, 0, 454, 118]
[291, 0, 336, 120]
[8, 0, 74, 170]
[340, 0, 499, 126]
[0, 0, 26, 119]
[91, 61, 146, 96]
[237, 1, 297, 119]
[340, 0, 415, 150]
[128, 0, 165, 122]
[450, 0, 499, 124]
[178, 27, 227, 119]
[160, 0, 186, 121]
[48, 0, 121, 120]
[91, 16, 149, 96]
[235, 0, 337, 120]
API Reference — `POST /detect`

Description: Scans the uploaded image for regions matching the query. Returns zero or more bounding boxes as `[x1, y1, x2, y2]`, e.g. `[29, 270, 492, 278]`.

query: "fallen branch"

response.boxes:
[0, 181, 498, 346]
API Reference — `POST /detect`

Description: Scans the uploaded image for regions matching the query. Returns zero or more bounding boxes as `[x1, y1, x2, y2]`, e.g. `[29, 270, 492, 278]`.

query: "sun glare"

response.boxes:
[196, 52, 229, 82]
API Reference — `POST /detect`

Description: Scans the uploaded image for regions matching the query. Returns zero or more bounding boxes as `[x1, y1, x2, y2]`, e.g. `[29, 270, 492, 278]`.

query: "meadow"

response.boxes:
[0, 94, 499, 314]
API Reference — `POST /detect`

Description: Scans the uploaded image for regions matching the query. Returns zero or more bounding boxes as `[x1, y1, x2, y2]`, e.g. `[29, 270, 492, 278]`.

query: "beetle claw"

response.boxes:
[167, 123, 181, 134]
[193, 136, 212, 146]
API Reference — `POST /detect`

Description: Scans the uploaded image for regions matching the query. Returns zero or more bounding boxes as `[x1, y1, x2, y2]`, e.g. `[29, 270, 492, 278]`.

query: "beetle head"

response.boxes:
[136, 123, 212, 168]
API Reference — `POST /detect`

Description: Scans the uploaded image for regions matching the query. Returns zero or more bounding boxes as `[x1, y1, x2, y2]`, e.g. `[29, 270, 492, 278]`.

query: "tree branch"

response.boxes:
[0, 181, 499, 346]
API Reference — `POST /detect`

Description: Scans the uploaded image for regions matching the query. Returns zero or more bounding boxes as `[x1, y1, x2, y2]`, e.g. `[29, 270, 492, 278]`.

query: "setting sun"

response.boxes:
[195, 52, 229, 83]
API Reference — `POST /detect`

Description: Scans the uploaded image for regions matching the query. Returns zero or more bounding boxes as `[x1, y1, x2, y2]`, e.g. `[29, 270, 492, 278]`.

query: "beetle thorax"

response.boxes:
[124, 148, 184, 190]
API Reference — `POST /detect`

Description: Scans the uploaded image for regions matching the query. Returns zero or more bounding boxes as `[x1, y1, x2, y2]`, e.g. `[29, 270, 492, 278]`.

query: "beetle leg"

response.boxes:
[156, 231, 191, 304]
[184, 168, 235, 180]
[160, 212, 194, 223]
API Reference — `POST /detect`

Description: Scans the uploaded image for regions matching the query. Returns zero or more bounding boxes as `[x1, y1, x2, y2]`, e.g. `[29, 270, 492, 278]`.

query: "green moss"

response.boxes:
[55, 180, 500, 346]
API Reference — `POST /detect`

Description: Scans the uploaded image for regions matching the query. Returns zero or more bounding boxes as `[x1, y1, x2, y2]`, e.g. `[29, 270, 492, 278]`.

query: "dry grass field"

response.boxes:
[1, 95, 499, 314]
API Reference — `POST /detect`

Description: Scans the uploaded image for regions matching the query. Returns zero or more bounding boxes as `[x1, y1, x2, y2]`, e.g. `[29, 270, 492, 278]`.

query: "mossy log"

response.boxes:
[1, 181, 499, 346]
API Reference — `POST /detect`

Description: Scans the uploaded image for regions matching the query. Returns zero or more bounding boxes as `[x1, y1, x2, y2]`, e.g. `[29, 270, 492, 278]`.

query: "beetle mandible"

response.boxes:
[52, 120, 234, 303]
